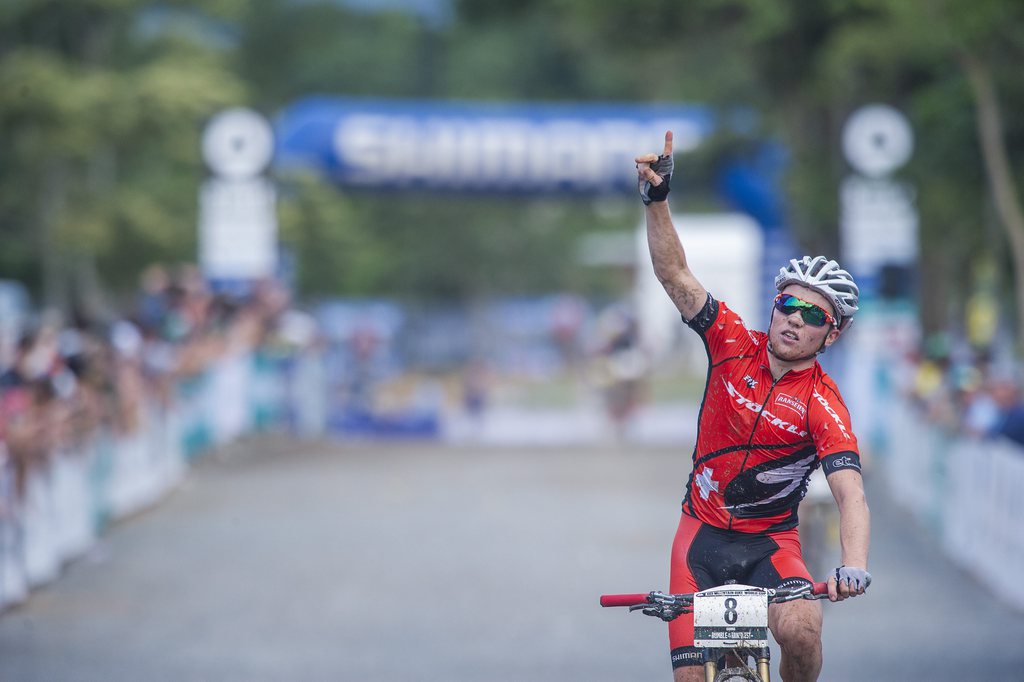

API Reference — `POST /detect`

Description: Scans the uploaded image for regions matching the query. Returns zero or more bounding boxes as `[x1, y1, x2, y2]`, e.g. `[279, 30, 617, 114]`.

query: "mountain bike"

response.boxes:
[601, 581, 829, 682]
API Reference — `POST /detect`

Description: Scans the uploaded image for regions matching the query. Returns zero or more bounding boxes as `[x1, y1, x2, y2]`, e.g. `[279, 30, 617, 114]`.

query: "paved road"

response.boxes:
[1, 436, 1022, 681]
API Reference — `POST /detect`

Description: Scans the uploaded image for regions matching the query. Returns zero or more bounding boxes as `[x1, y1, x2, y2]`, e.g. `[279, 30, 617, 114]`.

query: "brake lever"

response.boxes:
[629, 601, 690, 622]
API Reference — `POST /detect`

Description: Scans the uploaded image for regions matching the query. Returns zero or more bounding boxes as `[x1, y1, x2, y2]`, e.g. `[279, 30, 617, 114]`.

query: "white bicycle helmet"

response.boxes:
[775, 256, 859, 330]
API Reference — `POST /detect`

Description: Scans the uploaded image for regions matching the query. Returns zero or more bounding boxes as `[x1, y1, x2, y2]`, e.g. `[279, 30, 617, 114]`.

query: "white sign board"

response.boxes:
[199, 107, 278, 281]
[199, 177, 278, 280]
[840, 176, 918, 274]
[836, 105, 919, 454]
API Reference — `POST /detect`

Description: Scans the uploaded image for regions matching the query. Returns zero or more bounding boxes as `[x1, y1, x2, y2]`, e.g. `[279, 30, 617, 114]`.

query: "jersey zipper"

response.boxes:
[727, 368, 786, 531]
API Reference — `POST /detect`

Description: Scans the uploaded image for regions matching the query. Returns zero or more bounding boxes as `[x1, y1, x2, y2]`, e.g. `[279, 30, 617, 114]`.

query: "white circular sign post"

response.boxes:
[838, 104, 918, 456]
[201, 107, 274, 179]
[841, 104, 914, 179]
[198, 107, 278, 282]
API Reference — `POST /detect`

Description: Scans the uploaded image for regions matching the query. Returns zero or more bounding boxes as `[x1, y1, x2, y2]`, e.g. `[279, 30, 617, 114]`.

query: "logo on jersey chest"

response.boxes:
[775, 393, 807, 418]
[723, 379, 808, 438]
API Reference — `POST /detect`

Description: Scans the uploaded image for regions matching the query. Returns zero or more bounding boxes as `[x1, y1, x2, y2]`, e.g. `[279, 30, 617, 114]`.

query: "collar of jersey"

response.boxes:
[758, 342, 819, 380]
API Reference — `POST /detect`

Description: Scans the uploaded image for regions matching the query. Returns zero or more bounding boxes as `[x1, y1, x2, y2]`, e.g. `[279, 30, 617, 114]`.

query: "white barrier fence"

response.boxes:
[12, 356, 1019, 614]
[883, 401, 1024, 611]
[0, 349, 326, 612]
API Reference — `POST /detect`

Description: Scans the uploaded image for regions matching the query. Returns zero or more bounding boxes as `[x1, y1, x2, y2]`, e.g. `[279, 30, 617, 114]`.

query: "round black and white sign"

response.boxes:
[202, 107, 274, 179]
[841, 105, 913, 178]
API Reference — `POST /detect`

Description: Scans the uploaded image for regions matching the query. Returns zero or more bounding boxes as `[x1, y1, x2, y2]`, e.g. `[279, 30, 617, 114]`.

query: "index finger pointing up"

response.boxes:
[663, 130, 673, 157]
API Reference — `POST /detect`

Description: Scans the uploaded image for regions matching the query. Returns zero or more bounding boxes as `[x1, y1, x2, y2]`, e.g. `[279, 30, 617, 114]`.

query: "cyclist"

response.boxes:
[636, 132, 871, 682]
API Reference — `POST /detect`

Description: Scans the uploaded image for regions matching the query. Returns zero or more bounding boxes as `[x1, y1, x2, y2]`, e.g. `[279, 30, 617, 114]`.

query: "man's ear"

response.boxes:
[823, 328, 842, 348]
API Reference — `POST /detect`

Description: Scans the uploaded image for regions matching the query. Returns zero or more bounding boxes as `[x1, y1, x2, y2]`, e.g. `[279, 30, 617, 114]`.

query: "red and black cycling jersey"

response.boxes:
[682, 293, 861, 533]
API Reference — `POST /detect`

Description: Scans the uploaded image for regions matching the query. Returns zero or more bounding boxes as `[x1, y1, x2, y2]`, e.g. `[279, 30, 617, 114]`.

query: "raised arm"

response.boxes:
[636, 131, 708, 321]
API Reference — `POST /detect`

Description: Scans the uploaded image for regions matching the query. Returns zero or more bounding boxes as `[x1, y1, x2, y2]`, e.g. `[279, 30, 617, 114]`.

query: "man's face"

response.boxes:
[768, 284, 841, 362]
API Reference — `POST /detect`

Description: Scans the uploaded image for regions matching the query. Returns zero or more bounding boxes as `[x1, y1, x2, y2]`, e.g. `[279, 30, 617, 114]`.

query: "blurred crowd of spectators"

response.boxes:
[0, 264, 313, 516]
[900, 333, 1024, 446]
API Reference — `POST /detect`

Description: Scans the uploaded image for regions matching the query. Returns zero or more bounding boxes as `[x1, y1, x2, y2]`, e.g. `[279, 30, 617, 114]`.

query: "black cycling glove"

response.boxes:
[639, 153, 673, 205]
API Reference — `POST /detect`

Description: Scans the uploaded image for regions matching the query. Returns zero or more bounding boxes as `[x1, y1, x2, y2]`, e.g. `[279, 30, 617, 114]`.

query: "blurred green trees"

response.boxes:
[2, 0, 1023, 343]
[451, 0, 1024, 338]
[0, 0, 245, 310]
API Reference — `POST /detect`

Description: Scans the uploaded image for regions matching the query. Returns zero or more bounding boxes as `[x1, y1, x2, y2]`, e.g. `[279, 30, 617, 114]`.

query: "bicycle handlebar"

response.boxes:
[599, 593, 651, 607]
[600, 582, 830, 609]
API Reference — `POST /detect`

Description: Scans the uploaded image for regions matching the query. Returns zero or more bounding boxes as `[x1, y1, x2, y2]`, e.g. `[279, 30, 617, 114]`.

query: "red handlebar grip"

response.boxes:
[811, 582, 829, 596]
[600, 593, 650, 607]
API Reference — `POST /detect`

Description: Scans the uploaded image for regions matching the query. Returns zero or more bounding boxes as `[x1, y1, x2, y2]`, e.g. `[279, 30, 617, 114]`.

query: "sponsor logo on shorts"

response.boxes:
[671, 647, 703, 668]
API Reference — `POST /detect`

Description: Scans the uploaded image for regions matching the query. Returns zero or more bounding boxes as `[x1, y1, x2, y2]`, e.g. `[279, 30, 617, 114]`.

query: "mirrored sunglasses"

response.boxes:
[773, 293, 837, 328]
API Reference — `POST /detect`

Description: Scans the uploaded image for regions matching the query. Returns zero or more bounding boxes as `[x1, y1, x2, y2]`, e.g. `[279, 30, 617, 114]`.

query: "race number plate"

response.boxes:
[693, 585, 769, 647]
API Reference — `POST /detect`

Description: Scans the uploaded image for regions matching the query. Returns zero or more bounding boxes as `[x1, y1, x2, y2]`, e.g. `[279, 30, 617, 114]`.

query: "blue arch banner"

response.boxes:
[273, 97, 714, 194]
